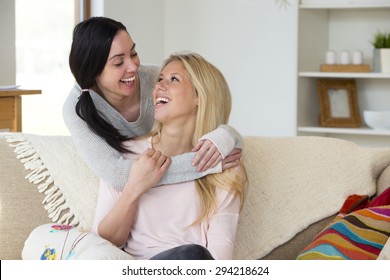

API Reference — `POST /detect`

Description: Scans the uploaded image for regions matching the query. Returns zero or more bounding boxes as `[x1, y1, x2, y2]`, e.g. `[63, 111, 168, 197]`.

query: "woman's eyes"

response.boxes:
[113, 52, 137, 67]
[157, 76, 180, 82]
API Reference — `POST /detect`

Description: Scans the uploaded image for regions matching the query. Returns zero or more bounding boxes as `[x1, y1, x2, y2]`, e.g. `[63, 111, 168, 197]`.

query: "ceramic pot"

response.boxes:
[373, 48, 390, 73]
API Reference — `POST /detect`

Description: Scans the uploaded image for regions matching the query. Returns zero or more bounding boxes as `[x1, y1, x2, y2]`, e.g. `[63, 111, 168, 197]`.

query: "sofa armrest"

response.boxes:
[0, 137, 51, 260]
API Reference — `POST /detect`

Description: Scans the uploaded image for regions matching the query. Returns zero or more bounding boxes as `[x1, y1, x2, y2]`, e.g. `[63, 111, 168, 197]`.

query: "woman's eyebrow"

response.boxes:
[108, 43, 136, 61]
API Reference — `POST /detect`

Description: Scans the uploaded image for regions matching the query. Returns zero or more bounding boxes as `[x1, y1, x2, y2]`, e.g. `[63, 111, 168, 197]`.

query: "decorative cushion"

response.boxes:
[296, 205, 390, 260]
[22, 223, 134, 260]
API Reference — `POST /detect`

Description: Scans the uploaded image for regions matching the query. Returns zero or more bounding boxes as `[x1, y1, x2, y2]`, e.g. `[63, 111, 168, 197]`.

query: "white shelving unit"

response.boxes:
[297, 0, 390, 147]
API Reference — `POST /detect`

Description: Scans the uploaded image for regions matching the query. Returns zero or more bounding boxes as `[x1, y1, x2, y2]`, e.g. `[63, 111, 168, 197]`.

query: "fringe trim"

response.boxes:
[6, 135, 79, 226]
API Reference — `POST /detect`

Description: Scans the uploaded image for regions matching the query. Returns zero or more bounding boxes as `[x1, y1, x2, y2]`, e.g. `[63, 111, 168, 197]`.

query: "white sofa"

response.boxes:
[1, 132, 390, 260]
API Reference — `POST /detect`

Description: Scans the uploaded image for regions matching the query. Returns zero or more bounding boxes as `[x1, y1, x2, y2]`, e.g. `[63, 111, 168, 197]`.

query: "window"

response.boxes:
[15, 0, 89, 135]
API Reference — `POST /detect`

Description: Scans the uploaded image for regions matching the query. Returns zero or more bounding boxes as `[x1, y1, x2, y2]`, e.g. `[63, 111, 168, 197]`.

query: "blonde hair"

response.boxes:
[150, 52, 248, 224]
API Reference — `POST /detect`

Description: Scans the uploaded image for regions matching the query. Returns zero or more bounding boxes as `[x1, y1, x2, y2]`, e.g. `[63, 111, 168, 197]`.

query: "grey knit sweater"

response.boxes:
[63, 65, 241, 190]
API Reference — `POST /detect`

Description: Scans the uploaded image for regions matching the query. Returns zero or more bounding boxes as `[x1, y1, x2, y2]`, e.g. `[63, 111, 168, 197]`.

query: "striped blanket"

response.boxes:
[297, 190, 390, 260]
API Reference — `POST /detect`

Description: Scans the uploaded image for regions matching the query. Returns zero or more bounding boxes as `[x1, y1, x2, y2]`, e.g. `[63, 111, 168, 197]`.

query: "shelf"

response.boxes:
[298, 126, 390, 136]
[300, 0, 390, 9]
[297, 2, 390, 147]
[299, 72, 390, 79]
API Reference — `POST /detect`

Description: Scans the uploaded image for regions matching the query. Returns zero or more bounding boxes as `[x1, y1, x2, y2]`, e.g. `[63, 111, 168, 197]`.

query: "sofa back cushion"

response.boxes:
[234, 136, 390, 259]
[2, 134, 390, 260]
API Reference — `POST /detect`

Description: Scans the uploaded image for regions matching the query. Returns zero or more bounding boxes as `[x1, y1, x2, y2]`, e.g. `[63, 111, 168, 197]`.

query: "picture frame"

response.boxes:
[317, 78, 361, 128]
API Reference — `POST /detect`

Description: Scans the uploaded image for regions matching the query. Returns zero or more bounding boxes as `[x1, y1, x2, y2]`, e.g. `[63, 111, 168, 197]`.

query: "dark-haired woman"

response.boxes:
[63, 17, 242, 191]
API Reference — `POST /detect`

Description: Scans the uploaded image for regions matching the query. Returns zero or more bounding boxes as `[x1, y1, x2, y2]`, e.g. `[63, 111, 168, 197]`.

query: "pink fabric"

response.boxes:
[92, 138, 241, 260]
[369, 187, 390, 207]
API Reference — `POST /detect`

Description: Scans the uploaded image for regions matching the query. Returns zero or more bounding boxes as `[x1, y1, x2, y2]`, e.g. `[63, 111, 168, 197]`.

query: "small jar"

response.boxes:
[352, 50, 363, 65]
[339, 50, 351, 65]
[325, 50, 337, 65]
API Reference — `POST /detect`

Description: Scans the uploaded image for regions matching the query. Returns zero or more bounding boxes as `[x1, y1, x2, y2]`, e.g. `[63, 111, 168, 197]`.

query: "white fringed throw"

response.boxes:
[6, 133, 98, 229]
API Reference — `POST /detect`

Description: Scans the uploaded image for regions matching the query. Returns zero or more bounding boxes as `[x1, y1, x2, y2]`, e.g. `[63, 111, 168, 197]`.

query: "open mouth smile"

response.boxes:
[155, 97, 171, 105]
[120, 76, 135, 85]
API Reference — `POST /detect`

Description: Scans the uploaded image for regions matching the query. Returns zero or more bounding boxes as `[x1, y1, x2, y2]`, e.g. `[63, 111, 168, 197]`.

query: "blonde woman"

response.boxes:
[92, 52, 248, 260]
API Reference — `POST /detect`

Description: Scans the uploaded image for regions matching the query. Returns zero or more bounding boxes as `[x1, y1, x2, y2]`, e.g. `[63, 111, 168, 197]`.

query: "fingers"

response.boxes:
[229, 148, 242, 158]
[196, 152, 222, 172]
[144, 148, 170, 170]
[222, 159, 240, 171]
[196, 147, 218, 172]
[191, 140, 207, 166]
[191, 141, 203, 153]
[222, 149, 242, 171]
[144, 148, 155, 157]
[225, 150, 242, 163]
[160, 157, 171, 172]
[193, 140, 223, 172]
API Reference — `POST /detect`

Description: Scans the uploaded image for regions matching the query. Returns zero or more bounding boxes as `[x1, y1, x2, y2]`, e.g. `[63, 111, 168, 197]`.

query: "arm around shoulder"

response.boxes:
[199, 124, 243, 159]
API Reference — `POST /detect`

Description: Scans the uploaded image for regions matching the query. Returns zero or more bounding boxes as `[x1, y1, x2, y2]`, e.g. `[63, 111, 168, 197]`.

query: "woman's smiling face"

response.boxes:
[95, 30, 141, 100]
[153, 60, 198, 125]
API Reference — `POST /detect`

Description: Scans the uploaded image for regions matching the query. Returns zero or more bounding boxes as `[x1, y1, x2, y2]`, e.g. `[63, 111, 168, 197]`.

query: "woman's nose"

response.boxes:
[156, 79, 167, 90]
[125, 58, 138, 72]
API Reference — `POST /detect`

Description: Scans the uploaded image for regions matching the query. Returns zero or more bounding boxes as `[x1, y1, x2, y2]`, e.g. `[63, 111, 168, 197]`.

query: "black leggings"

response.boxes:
[150, 244, 214, 260]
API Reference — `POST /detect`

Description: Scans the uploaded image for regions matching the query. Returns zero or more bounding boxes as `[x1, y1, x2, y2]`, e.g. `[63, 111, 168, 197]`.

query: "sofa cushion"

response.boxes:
[3, 133, 390, 260]
[261, 214, 337, 260]
[234, 136, 390, 260]
[296, 205, 390, 260]
[378, 165, 390, 195]
[5, 133, 99, 229]
[0, 137, 51, 260]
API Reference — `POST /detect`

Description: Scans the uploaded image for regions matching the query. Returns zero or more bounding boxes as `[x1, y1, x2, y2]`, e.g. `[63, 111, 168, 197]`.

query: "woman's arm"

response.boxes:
[92, 149, 170, 247]
[192, 124, 243, 172]
[206, 189, 241, 260]
[63, 87, 241, 190]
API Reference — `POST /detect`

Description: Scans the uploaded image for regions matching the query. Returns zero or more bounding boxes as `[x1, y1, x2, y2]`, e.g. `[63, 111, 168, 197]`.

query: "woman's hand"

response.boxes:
[124, 148, 171, 196]
[192, 140, 242, 172]
[221, 148, 241, 171]
[192, 140, 222, 172]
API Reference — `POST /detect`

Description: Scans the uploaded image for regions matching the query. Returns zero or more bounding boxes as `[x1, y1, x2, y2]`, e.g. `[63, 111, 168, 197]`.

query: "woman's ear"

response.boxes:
[194, 88, 199, 106]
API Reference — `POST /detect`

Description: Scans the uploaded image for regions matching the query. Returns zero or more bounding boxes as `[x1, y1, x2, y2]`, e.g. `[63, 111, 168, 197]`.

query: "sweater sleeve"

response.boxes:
[200, 124, 243, 159]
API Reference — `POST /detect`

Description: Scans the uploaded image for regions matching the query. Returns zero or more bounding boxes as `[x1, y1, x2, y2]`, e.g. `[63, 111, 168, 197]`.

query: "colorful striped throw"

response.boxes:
[297, 205, 390, 260]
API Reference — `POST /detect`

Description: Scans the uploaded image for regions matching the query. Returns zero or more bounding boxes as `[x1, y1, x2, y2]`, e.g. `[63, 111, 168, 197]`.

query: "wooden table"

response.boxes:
[0, 89, 41, 132]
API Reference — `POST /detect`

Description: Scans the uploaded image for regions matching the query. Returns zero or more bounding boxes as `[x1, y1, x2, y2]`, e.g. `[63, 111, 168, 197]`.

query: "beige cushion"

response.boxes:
[261, 214, 336, 260]
[0, 138, 51, 260]
[378, 165, 390, 195]
[234, 136, 390, 260]
[2, 134, 390, 260]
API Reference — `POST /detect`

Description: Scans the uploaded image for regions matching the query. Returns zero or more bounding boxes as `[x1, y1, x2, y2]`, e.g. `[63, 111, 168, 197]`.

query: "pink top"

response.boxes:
[92, 137, 241, 260]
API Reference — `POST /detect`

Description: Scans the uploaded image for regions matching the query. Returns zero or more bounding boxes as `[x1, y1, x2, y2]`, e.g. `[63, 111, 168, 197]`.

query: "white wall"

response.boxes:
[164, 0, 298, 136]
[4, 0, 298, 137]
[0, 0, 16, 85]
[104, 0, 298, 137]
[103, 0, 165, 65]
